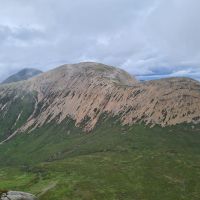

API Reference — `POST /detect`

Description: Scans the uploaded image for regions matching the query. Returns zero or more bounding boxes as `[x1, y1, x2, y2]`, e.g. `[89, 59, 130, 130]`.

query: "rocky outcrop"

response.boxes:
[0, 191, 37, 200]
[0, 62, 200, 142]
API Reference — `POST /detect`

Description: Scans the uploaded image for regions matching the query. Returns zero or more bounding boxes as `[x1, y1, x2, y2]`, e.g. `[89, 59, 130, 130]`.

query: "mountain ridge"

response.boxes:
[2, 68, 43, 84]
[0, 62, 200, 144]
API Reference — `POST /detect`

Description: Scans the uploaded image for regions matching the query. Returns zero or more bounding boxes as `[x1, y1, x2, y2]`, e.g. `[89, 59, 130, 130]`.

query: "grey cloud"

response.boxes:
[0, 25, 45, 45]
[0, 0, 200, 81]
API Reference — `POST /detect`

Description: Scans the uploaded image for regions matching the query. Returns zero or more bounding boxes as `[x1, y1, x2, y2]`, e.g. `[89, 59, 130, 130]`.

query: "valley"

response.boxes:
[0, 117, 200, 200]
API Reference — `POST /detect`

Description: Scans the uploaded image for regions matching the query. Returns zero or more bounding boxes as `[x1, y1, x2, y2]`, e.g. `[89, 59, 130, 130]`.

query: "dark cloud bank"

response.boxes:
[0, 0, 200, 81]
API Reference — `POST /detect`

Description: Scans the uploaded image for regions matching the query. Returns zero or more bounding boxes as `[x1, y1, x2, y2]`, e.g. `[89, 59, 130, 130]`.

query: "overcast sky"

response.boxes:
[0, 0, 200, 81]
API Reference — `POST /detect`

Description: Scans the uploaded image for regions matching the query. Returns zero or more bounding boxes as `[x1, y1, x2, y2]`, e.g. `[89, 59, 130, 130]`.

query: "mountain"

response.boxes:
[0, 62, 200, 143]
[2, 68, 42, 84]
[0, 62, 200, 200]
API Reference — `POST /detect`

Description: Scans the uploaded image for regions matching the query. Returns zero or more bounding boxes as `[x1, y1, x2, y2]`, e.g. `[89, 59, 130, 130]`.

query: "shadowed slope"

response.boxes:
[2, 68, 42, 84]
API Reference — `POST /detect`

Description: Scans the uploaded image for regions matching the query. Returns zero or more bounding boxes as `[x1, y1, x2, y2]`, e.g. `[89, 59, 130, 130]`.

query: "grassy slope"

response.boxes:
[0, 92, 35, 141]
[0, 115, 200, 200]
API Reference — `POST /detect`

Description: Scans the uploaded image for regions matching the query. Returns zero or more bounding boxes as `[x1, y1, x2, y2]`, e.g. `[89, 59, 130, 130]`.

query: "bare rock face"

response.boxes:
[0, 62, 200, 142]
[0, 191, 37, 200]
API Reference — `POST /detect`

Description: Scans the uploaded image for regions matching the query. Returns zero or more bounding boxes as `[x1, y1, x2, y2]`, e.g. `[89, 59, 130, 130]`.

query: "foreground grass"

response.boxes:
[0, 117, 200, 200]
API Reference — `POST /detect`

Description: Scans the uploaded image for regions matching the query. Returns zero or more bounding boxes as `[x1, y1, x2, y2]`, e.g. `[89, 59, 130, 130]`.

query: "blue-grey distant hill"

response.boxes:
[2, 68, 43, 84]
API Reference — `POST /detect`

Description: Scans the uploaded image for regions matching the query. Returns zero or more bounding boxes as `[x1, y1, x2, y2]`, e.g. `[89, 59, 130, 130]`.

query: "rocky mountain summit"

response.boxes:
[2, 68, 42, 84]
[0, 191, 37, 200]
[0, 62, 200, 143]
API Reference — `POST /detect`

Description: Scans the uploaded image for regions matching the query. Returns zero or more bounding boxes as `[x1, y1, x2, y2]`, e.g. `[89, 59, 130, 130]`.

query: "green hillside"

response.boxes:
[0, 115, 200, 200]
[0, 91, 35, 141]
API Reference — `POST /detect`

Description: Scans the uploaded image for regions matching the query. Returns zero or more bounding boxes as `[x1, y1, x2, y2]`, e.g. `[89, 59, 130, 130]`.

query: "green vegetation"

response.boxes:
[0, 114, 200, 200]
[0, 92, 35, 141]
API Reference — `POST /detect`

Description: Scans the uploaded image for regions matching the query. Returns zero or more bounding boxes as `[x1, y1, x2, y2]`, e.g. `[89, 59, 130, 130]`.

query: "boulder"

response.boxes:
[0, 191, 37, 200]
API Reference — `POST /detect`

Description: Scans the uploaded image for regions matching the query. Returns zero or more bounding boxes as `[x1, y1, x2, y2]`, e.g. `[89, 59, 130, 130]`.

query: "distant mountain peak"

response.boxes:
[2, 68, 43, 84]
